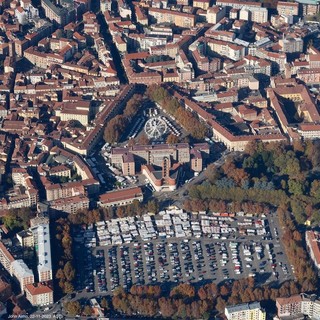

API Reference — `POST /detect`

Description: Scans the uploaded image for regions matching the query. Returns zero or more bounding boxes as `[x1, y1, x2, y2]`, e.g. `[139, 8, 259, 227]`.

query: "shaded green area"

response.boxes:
[187, 140, 320, 226]
[1, 208, 35, 232]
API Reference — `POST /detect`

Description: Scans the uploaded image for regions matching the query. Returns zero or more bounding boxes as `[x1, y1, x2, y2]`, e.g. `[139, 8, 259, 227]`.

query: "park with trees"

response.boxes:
[103, 85, 209, 145]
[146, 85, 208, 140]
[186, 140, 320, 225]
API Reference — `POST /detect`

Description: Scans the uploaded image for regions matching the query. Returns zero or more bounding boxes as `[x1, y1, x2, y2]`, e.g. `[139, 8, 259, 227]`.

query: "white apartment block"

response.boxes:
[239, 6, 268, 23]
[11, 260, 34, 292]
[225, 302, 266, 320]
[31, 223, 53, 282]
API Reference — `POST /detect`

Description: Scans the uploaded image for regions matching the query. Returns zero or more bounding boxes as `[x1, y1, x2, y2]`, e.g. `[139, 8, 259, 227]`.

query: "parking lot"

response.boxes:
[70, 209, 295, 294]
[91, 235, 292, 294]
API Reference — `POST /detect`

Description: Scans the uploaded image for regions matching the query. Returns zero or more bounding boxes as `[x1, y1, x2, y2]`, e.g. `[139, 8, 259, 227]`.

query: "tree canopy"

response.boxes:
[147, 85, 208, 140]
[187, 140, 320, 226]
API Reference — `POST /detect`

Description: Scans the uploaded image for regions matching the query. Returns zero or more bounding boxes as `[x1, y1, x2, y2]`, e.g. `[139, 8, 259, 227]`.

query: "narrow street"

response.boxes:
[97, 13, 128, 84]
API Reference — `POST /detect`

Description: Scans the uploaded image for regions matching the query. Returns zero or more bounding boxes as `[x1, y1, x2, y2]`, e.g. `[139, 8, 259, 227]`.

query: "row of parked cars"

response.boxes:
[181, 241, 195, 280]
[219, 242, 231, 279]
[120, 246, 132, 290]
[157, 242, 170, 281]
[160, 116, 181, 137]
[144, 242, 157, 284]
[96, 250, 107, 292]
[169, 243, 183, 282]
[133, 243, 145, 286]
[192, 241, 206, 281]
[205, 243, 218, 280]
[85, 251, 94, 292]
[108, 247, 120, 291]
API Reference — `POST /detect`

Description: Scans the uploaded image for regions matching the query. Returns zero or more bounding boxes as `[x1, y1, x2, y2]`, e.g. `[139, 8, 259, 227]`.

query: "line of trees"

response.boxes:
[64, 298, 109, 316]
[277, 206, 318, 291]
[146, 85, 208, 140]
[184, 198, 271, 215]
[104, 94, 143, 143]
[69, 199, 160, 225]
[111, 275, 304, 319]
[54, 218, 76, 294]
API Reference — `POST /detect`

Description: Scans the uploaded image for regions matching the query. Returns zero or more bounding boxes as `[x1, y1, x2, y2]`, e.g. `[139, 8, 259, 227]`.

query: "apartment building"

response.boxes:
[279, 37, 303, 53]
[276, 294, 320, 319]
[15, 7, 28, 25]
[30, 223, 53, 282]
[11, 260, 34, 292]
[298, 123, 320, 139]
[192, 49, 209, 73]
[24, 47, 64, 69]
[225, 302, 266, 320]
[193, 0, 210, 10]
[255, 48, 287, 71]
[250, 7, 268, 23]
[25, 283, 53, 306]
[216, 0, 262, 10]
[295, 0, 320, 16]
[83, 12, 100, 34]
[7, 170, 39, 209]
[100, 0, 112, 12]
[0, 242, 38, 293]
[238, 6, 268, 23]
[148, 8, 195, 28]
[17, 230, 34, 247]
[297, 68, 320, 84]
[46, 181, 85, 202]
[99, 187, 143, 207]
[41, 0, 75, 26]
[48, 165, 71, 178]
[277, 1, 299, 16]
[0, 243, 14, 274]
[206, 38, 245, 61]
[12, 168, 28, 185]
[206, 6, 227, 24]
[49, 194, 90, 214]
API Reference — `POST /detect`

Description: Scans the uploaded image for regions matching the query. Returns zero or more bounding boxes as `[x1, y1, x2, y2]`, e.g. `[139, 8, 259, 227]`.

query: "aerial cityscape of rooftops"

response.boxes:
[2, 0, 320, 318]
